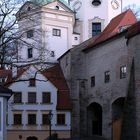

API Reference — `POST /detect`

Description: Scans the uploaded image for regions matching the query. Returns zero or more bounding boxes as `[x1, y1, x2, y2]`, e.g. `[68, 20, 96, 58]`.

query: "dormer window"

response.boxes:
[55, 6, 59, 10]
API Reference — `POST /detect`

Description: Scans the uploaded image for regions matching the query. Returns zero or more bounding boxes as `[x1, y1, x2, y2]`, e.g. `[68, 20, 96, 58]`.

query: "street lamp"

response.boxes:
[48, 111, 53, 140]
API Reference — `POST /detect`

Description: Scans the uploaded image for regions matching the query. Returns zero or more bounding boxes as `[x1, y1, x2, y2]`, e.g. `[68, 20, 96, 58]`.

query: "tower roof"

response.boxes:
[30, 0, 69, 7]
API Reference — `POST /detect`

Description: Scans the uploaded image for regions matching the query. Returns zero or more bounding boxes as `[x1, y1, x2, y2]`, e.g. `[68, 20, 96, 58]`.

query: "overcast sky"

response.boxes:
[123, 0, 140, 7]
[122, 0, 140, 7]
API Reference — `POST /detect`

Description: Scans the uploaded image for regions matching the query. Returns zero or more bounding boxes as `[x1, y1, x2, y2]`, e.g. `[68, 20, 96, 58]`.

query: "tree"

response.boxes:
[0, 0, 26, 69]
[0, 0, 54, 70]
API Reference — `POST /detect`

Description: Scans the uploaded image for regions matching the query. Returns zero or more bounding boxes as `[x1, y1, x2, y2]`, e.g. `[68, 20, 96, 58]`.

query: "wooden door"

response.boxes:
[112, 118, 122, 140]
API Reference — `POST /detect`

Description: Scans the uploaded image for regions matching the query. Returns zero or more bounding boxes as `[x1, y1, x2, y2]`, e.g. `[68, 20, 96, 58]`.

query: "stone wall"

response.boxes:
[59, 31, 140, 139]
[128, 34, 140, 140]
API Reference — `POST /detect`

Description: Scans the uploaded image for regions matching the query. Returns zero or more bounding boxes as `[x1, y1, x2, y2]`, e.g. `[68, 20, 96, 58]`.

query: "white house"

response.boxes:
[0, 86, 12, 140]
[2, 65, 71, 140]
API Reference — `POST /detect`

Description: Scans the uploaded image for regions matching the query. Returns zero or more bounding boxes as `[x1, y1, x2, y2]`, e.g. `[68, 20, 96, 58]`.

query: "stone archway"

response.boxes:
[112, 97, 125, 140]
[87, 102, 102, 136]
[26, 136, 38, 140]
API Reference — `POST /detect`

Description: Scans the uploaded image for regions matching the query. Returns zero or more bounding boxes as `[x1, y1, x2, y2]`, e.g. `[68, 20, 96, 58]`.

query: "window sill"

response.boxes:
[26, 124, 37, 126]
[55, 124, 67, 126]
[13, 103, 24, 105]
[25, 103, 38, 105]
[12, 124, 23, 126]
[40, 103, 53, 105]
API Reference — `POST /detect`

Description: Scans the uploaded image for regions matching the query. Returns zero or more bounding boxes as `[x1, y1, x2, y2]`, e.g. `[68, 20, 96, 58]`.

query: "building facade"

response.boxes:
[17, 0, 77, 63]
[16, 0, 122, 64]
[70, 0, 122, 41]
[59, 10, 138, 139]
[4, 65, 71, 140]
[0, 87, 12, 140]
[5, 0, 126, 139]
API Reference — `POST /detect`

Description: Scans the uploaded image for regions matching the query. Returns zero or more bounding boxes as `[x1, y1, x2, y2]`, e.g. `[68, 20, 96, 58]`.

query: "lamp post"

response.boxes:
[48, 111, 53, 140]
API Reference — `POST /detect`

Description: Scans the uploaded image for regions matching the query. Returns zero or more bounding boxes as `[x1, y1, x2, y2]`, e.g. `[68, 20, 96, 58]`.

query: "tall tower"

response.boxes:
[70, 0, 122, 41]
[16, 0, 76, 64]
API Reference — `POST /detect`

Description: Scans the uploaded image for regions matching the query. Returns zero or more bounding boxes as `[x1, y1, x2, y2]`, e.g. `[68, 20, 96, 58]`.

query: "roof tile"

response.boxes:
[85, 9, 137, 50]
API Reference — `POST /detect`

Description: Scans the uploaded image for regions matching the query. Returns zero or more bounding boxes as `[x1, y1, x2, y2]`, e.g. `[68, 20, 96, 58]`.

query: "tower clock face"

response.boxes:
[69, 0, 82, 11]
[111, 0, 119, 9]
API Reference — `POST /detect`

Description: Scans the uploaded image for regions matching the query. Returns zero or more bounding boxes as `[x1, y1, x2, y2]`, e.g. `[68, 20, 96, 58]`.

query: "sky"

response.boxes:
[123, 0, 140, 7]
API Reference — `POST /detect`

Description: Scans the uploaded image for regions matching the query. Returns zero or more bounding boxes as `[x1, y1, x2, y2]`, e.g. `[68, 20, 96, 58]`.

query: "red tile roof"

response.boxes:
[84, 9, 137, 51]
[42, 64, 72, 110]
[42, 64, 68, 90]
[0, 64, 71, 110]
[0, 69, 12, 84]
[57, 90, 72, 110]
[126, 21, 140, 39]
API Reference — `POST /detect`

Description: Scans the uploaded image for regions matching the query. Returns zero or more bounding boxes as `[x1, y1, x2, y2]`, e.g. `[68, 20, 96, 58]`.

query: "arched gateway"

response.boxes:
[87, 102, 102, 136]
[112, 97, 125, 140]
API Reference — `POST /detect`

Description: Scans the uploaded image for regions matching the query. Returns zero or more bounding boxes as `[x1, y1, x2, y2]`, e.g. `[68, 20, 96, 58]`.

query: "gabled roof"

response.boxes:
[0, 64, 71, 110]
[84, 10, 137, 51]
[16, 1, 37, 17]
[43, 0, 73, 13]
[126, 21, 140, 39]
[42, 64, 68, 90]
[0, 70, 13, 98]
[42, 64, 71, 110]
[0, 69, 12, 84]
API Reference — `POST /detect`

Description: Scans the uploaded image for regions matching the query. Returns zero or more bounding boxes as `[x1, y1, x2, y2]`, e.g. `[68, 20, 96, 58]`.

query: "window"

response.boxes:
[91, 76, 95, 87]
[74, 37, 78, 40]
[14, 92, 22, 103]
[105, 71, 110, 83]
[28, 92, 36, 103]
[120, 66, 126, 79]
[29, 78, 36, 87]
[57, 114, 65, 125]
[50, 51, 55, 57]
[28, 48, 33, 58]
[55, 6, 59, 10]
[92, 22, 101, 37]
[42, 92, 51, 103]
[53, 29, 61, 36]
[28, 114, 36, 125]
[42, 114, 49, 125]
[27, 30, 33, 38]
[14, 114, 22, 125]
